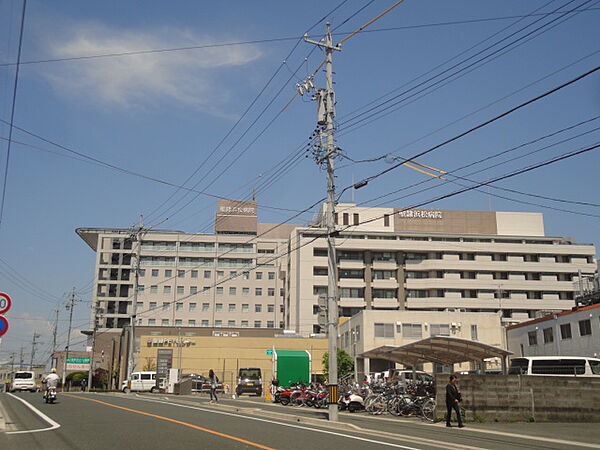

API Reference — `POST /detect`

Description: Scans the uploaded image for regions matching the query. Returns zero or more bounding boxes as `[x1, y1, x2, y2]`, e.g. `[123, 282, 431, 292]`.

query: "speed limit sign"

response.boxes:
[0, 292, 12, 315]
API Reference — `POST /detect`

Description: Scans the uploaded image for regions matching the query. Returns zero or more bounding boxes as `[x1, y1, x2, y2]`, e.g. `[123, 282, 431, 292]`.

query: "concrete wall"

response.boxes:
[435, 375, 600, 422]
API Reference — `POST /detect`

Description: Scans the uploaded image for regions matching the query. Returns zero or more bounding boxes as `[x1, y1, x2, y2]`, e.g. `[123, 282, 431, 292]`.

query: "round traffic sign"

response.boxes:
[0, 293, 11, 315]
[0, 316, 8, 337]
[0, 292, 11, 315]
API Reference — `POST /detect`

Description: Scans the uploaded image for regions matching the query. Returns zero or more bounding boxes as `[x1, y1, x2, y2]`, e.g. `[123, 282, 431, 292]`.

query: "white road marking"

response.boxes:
[113, 395, 424, 449]
[5, 393, 61, 434]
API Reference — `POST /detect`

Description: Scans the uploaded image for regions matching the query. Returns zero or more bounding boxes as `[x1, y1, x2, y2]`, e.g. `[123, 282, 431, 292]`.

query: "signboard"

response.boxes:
[156, 348, 173, 387]
[0, 316, 8, 338]
[0, 293, 11, 315]
[66, 356, 90, 370]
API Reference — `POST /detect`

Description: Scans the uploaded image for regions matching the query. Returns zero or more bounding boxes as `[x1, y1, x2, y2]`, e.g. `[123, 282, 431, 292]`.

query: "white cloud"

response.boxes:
[42, 24, 262, 114]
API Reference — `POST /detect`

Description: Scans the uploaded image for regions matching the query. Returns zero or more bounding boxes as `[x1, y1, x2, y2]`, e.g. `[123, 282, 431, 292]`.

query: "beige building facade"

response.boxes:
[338, 310, 505, 374]
[137, 332, 328, 389]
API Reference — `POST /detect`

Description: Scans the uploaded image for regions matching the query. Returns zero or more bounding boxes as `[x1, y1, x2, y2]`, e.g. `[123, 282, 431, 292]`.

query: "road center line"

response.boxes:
[5, 393, 61, 435]
[63, 394, 273, 450]
[108, 394, 424, 450]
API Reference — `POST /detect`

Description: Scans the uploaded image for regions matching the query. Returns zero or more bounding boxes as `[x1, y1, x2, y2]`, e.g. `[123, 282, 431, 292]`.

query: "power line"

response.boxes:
[2, 7, 596, 67]
[0, 0, 27, 229]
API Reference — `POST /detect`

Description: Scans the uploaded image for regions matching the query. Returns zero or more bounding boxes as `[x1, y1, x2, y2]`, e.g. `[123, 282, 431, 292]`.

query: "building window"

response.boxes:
[202, 302, 209, 311]
[178, 270, 185, 278]
[175, 319, 183, 327]
[190, 286, 198, 295]
[242, 304, 249, 313]
[339, 287, 363, 298]
[148, 319, 156, 326]
[373, 289, 396, 299]
[255, 304, 262, 313]
[267, 288, 275, 297]
[579, 319, 592, 336]
[267, 304, 274, 313]
[242, 272, 249, 280]
[216, 270, 224, 279]
[215, 320, 222, 328]
[339, 269, 363, 279]
[189, 303, 196, 312]
[254, 321, 262, 328]
[255, 288, 262, 296]
[256, 272, 263, 280]
[314, 267, 328, 276]
[560, 323, 572, 339]
[152, 269, 159, 277]
[373, 270, 395, 280]
[216, 287, 223, 295]
[384, 214, 390, 227]
[150, 285, 158, 294]
[176, 302, 183, 311]
[138, 285, 145, 293]
[471, 325, 478, 341]
[202, 287, 210, 295]
[165, 269, 172, 277]
[543, 327, 554, 344]
[228, 304, 236, 312]
[163, 286, 171, 294]
[374, 323, 394, 338]
[149, 302, 157, 310]
[430, 324, 450, 336]
[191, 270, 198, 278]
[139, 269, 146, 277]
[188, 320, 196, 327]
[241, 320, 249, 328]
[401, 323, 422, 339]
[216, 303, 223, 312]
[162, 302, 170, 311]
[229, 287, 236, 296]
[268, 272, 275, 280]
[353, 213, 359, 225]
[204, 270, 211, 279]
[267, 321, 274, 328]
[201, 320, 209, 327]
[177, 286, 184, 295]
[528, 331, 538, 346]
[242, 287, 250, 296]
[228, 320, 236, 328]
[161, 319, 169, 326]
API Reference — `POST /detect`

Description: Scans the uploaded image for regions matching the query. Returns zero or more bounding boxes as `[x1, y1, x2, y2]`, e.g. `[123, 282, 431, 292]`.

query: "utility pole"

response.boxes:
[62, 288, 79, 387]
[51, 307, 59, 368]
[19, 346, 23, 370]
[29, 331, 41, 369]
[9, 352, 15, 372]
[305, 22, 341, 422]
[87, 304, 100, 391]
[127, 217, 145, 382]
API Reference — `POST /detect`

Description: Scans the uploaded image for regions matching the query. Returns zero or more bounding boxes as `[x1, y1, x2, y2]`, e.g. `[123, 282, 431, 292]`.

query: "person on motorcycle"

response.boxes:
[43, 368, 60, 398]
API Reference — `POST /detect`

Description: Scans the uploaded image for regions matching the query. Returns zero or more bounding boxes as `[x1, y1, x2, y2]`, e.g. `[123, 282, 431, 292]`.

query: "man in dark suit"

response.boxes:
[446, 375, 464, 428]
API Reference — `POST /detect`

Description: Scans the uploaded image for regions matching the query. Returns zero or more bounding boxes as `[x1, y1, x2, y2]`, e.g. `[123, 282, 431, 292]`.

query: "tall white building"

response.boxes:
[286, 204, 596, 335]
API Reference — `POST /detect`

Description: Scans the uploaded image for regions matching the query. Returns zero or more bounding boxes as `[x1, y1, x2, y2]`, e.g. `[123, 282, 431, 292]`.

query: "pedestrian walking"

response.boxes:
[208, 369, 219, 404]
[445, 375, 464, 428]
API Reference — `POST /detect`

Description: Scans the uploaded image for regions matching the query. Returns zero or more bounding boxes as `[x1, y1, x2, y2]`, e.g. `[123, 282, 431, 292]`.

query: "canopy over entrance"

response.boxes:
[360, 335, 512, 367]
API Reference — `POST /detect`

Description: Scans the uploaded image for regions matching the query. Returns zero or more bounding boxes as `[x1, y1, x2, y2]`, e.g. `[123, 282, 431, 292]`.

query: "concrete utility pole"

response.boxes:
[87, 304, 100, 391]
[62, 288, 79, 387]
[19, 346, 23, 370]
[305, 22, 341, 422]
[29, 331, 41, 370]
[51, 307, 59, 368]
[127, 217, 146, 382]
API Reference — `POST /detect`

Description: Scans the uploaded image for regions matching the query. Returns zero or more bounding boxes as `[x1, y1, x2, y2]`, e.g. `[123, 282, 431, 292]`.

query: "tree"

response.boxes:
[143, 357, 157, 371]
[322, 349, 354, 379]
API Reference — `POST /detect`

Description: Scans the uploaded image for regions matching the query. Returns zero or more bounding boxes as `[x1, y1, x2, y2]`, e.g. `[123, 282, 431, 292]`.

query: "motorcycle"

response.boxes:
[338, 391, 364, 413]
[44, 387, 57, 404]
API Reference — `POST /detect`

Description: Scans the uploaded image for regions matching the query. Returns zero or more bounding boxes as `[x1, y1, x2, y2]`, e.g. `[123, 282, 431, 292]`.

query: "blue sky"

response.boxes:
[0, 0, 598, 363]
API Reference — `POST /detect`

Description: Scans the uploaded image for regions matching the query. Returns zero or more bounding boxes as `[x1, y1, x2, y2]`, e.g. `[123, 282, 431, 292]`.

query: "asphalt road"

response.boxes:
[1, 391, 599, 450]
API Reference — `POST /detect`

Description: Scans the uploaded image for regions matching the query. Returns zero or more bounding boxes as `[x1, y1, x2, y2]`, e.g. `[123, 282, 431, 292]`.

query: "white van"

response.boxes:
[122, 371, 157, 393]
[12, 371, 37, 392]
[508, 356, 600, 376]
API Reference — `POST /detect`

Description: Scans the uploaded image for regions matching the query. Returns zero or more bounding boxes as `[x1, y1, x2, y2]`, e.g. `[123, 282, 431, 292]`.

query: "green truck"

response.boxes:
[272, 349, 311, 387]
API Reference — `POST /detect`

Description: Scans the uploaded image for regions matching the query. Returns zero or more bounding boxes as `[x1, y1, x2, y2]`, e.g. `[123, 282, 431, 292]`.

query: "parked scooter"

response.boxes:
[44, 387, 57, 404]
[338, 390, 364, 412]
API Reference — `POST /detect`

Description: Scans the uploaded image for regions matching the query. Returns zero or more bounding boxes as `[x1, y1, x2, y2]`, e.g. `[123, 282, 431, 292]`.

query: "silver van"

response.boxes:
[508, 356, 600, 376]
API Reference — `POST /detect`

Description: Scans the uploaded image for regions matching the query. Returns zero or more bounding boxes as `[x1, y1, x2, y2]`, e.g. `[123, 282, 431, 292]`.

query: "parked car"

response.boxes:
[12, 371, 37, 392]
[187, 374, 223, 393]
[236, 368, 262, 396]
[508, 356, 600, 376]
[122, 371, 158, 393]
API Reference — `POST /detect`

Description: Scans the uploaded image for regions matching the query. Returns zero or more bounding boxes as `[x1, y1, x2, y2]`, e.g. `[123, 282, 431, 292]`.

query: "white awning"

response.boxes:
[360, 335, 512, 366]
